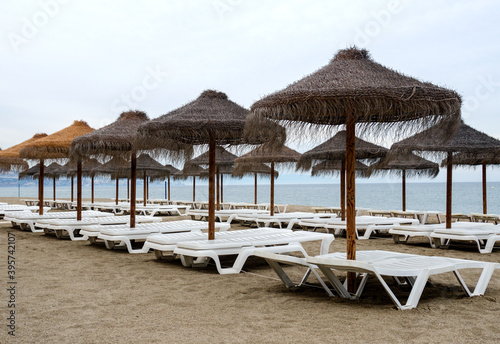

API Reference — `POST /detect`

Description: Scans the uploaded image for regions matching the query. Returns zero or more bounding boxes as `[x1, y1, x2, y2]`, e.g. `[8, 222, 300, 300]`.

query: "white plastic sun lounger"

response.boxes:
[144, 227, 292, 259]
[0, 205, 51, 218]
[187, 209, 269, 223]
[173, 231, 335, 274]
[92, 220, 231, 253]
[120, 204, 190, 216]
[389, 210, 444, 224]
[37, 216, 162, 240]
[321, 216, 420, 239]
[4, 210, 114, 232]
[430, 223, 500, 254]
[256, 250, 499, 309]
[470, 213, 500, 224]
[235, 212, 336, 230]
[307, 250, 500, 309]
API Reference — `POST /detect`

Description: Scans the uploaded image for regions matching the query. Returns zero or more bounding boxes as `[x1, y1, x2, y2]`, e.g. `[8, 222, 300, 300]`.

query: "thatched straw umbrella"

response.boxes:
[136, 90, 282, 239]
[247, 47, 462, 292]
[187, 147, 238, 209]
[232, 163, 278, 204]
[173, 164, 207, 202]
[297, 131, 388, 220]
[33, 162, 68, 201]
[367, 153, 439, 211]
[161, 164, 180, 201]
[445, 152, 500, 214]
[234, 145, 300, 215]
[391, 121, 500, 227]
[100, 156, 131, 205]
[136, 154, 174, 206]
[71, 111, 149, 226]
[312, 160, 368, 177]
[18, 164, 41, 180]
[0, 133, 47, 172]
[19, 121, 94, 215]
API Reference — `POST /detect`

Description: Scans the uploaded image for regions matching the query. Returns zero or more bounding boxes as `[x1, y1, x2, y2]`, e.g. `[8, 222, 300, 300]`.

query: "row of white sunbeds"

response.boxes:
[2, 206, 500, 309]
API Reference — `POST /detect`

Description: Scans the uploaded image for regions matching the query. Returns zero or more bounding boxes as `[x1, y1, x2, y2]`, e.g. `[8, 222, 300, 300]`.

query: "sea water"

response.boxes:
[2, 182, 499, 215]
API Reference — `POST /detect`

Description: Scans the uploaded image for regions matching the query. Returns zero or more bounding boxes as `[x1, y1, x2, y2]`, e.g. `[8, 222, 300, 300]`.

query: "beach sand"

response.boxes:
[1, 197, 499, 343]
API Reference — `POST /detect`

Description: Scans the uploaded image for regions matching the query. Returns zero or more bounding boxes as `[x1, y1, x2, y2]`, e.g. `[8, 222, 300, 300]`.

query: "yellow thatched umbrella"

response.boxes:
[19, 121, 94, 215]
[0, 133, 47, 172]
[247, 47, 462, 292]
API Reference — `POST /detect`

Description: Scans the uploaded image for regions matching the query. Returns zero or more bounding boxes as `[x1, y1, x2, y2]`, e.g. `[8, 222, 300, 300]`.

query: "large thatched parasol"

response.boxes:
[444, 152, 499, 214]
[297, 131, 388, 220]
[234, 145, 300, 215]
[70, 111, 149, 225]
[368, 153, 439, 211]
[161, 164, 180, 201]
[312, 160, 368, 177]
[248, 47, 462, 292]
[173, 164, 207, 202]
[391, 121, 500, 226]
[19, 121, 94, 215]
[67, 158, 104, 203]
[187, 147, 238, 209]
[136, 90, 282, 239]
[0, 133, 47, 172]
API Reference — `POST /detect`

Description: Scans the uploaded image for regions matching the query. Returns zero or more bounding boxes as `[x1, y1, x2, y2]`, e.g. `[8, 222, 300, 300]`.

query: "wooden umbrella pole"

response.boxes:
[254, 173, 258, 204]
[168, 175, 171, 201]
[130, 153, 137, 228]
[127, 178, 130, 200]
[216, 166, 220, 211]
[345, 114, 357, 293]
[53, 177, 56, 201]
[446, 152, 453, 229]
[340, 159, 346, 221]
[71, 176, 74, 202]
[192, 176, 196, 202]
[77, 160, 82, 221]
[143, 171, 147, 206]
[221, 174, 224, 204]
[270, 161, 275, 216]
[402, 169, 406, 211]
[91, 176, 94, 204]
[208, 134, 216, 240]
[115, 178, 119, 205]
[482, 163, 487, 214]
[39, 159, 44, 215]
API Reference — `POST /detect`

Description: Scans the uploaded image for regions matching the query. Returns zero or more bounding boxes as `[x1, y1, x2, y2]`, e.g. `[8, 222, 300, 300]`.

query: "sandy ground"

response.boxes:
[1, 197, 499, 343]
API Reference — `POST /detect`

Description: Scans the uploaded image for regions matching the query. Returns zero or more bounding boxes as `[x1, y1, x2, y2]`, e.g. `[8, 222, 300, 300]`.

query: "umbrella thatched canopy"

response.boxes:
[136, 90, 281, 239]
[70, 111, 149, 224]
[0, 133, 47, 171]
[391, 121, 500, 224]
[235, 145, 300, 215]
[67, 158, 104, 204]
[157, 164, 180, 201]
[19, 164, 41, 180]
[368, 153, 439, 211]
[173, 164, 207, 202]
[19, 120, 94, 215]
[188, 147, 239, 209]
[297, 131, 388, 220]
[443, 152, 500, 214]
[248, 47, 462, 292]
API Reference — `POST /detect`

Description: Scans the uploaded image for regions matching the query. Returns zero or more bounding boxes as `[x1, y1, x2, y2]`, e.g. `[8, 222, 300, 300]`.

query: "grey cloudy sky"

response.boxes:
[1, 0, 499, 183]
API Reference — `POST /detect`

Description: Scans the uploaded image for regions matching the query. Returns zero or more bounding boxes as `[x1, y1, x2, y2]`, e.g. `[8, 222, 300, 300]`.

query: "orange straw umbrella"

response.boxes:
[19, 121, 94, 216]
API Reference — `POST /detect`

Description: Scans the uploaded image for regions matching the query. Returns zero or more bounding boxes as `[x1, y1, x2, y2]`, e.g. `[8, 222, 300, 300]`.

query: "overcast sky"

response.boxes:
[1, 0, 499, 183]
